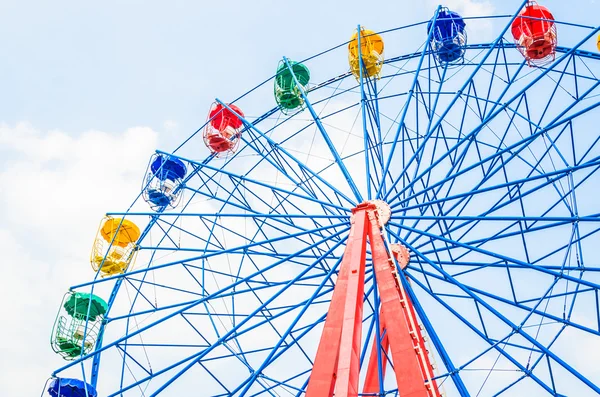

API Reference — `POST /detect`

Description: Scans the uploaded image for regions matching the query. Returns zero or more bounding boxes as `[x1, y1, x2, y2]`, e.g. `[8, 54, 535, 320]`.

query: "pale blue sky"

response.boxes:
[1, 1, 595, 138]
[4, 0, 592, 137]
[1, 0, 429, 136]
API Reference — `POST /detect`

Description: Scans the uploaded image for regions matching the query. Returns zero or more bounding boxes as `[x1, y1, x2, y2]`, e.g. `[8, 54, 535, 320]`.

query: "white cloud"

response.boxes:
[0, 122, 158, 252]
[0, 122, 158, 396]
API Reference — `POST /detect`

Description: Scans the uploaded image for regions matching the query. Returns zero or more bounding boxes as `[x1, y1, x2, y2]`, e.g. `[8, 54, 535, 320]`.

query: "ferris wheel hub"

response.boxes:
[389, 243, 410, 269]
[366, 199, 391, 227]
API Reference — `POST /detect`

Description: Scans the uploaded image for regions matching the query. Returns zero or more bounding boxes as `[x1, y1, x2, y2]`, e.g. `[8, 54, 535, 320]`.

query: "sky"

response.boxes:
[1, 0, 599, 396]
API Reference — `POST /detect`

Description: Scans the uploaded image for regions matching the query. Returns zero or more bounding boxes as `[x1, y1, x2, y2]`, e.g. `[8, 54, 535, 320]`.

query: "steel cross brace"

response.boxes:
[306, 202, 440, 397]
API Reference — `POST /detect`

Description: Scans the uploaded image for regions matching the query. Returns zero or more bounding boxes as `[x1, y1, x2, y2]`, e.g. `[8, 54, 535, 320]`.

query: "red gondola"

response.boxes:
[511, 1, 557, 66]
[203, 103, 245, 155]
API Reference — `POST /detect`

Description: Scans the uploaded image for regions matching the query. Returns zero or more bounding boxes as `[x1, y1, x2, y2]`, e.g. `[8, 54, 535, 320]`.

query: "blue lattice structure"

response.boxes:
[44, 2, 600, 395]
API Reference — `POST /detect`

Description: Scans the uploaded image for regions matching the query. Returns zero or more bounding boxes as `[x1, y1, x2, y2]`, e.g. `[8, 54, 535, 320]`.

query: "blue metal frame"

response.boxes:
[45, 4, 600, 396]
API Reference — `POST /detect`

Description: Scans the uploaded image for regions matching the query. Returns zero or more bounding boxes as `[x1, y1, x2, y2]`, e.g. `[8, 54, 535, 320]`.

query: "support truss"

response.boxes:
[306, 202, 440, 397]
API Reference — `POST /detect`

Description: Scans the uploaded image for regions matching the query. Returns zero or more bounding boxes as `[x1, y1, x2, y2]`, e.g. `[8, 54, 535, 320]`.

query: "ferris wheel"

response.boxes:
[45, 1, 600, 396]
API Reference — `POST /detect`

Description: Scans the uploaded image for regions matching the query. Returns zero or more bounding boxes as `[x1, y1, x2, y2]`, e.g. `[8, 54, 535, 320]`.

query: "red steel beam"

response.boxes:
[305, 206, 369, 396]
[367, 209, 440, 397]
[402, 279, 439, 395]
[306, 203, 439, 397]
[367, 210, 430, 397]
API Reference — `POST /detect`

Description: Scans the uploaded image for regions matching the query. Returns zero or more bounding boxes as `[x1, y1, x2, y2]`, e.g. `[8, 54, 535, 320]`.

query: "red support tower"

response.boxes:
[306, 201, 441, 397]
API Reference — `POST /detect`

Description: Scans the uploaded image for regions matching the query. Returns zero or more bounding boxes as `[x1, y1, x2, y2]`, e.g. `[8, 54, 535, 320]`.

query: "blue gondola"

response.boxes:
[142, 153, 187, 210]
[427, 8, 467, 64]
[47, 378, 97, 397]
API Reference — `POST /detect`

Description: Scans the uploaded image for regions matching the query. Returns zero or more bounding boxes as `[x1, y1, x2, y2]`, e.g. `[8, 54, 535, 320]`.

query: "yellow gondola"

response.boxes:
[90, 216, 139, 276]
[348, 28, 384, 79]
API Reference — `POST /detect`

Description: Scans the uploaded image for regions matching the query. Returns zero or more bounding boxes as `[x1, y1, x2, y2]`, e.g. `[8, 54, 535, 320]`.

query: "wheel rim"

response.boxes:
[50, 9, 600, 397]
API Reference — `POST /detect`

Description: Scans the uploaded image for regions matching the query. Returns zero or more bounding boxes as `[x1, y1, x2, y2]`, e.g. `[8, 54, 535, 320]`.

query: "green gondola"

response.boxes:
[274, 60, 310, 113]
[51, 292, 107, 360]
